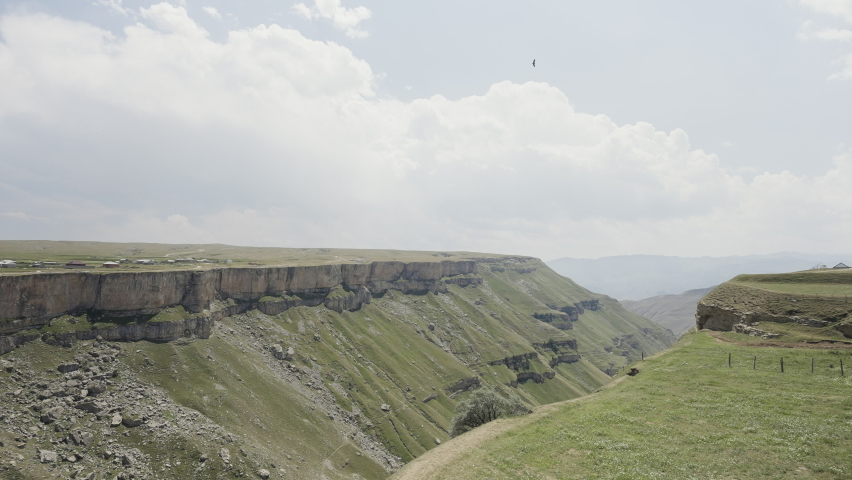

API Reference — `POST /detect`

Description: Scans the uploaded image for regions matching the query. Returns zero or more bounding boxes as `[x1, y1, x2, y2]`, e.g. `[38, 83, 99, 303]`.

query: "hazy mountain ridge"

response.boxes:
[620, 287, 715, 335]
[546, 252, 852, 301]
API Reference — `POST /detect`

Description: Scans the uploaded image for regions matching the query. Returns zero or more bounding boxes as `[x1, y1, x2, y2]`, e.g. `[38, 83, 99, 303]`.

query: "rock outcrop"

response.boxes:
[696, 303, 831, 332]
[0, 260, 481, 354]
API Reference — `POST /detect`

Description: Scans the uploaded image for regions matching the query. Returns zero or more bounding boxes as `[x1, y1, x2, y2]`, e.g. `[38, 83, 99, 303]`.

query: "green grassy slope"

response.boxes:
[700, 269, 852, 343]
[0, 252, 674, 479]
[394, 331, 852, 479]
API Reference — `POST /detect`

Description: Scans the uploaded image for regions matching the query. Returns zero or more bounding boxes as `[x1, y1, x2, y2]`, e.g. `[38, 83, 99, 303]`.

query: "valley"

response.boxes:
[393, 331, 852, 479]
[0, 241, 674, 479]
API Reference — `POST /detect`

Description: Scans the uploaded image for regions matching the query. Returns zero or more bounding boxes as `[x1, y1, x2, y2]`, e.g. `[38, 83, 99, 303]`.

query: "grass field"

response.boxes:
[394, 331, 852, 479]
[0, 240, 509, 274]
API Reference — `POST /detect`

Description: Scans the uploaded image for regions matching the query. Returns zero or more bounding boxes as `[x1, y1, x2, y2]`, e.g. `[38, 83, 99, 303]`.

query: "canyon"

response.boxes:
[0, 245, 675, 479]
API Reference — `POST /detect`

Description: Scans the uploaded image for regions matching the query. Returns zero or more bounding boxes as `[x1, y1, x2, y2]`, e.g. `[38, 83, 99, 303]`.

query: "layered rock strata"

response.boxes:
[0, 260, 481, 354]
[695, 303, 831, 332]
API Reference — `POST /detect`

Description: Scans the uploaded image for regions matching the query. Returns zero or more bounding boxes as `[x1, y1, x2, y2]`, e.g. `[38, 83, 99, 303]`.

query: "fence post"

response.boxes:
[728, 353, 731, 368]
[753, 355, 756, 370]
[842, 359, 845, 377]
[641, 351, 644, 361]
[781, 357, 784, 373]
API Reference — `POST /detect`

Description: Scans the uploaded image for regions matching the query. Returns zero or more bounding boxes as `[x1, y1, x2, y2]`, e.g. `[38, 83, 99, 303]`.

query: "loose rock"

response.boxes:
[58, 363, 80, 374]
[39, 449, 58, 463]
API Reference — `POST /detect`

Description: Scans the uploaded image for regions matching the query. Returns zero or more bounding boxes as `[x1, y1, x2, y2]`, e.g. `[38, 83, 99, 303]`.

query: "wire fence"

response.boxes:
[618, 350, 851, 377]
[718, 352, 846, 376]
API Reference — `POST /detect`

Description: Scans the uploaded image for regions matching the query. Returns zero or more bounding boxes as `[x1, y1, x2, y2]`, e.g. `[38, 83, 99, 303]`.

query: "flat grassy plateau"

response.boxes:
[396, 331, 852, 479]
[0, 240, 503, 274]
[700, 269, 852, 344]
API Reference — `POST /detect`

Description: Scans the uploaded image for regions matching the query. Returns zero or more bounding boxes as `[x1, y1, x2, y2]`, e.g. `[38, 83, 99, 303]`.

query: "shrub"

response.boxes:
[449, 387, 529, 437]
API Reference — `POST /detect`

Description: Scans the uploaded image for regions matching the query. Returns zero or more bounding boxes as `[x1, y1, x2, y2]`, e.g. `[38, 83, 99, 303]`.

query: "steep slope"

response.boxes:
[392, 331, 852, 479]
[621, 286, 714, 335]
[0, 251, 674, 479]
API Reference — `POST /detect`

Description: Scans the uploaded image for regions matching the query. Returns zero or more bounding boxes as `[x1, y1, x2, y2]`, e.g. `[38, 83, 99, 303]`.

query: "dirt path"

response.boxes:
[391, 377, 627, 480]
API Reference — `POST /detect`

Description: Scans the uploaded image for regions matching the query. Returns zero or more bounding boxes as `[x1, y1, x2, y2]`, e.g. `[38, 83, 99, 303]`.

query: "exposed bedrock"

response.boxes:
[0, 260, 482, 351]
[549, 354, 581, 367]
[696, 302, 836, 332]
[508, 371, 556, 387]
[0, 260, 477, 322]
[488, 352, 538, 370]
[0, 315, 213, 355]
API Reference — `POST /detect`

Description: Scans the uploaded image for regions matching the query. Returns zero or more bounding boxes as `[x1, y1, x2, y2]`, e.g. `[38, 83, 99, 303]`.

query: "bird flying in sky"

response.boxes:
[532, 59, 536, 67]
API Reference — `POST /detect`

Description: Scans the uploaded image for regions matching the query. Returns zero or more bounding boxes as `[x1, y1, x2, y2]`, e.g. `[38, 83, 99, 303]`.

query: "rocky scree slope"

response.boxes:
[0, 257, 674, 479]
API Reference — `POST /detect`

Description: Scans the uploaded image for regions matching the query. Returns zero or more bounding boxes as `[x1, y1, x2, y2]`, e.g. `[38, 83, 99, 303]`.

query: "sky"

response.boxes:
[1, 0, 851, 260]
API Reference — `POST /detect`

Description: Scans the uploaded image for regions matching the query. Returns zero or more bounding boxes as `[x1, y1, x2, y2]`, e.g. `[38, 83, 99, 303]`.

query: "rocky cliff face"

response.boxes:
[1, 261, 477, 321]
[0, 260, 479, 353]
[695, 302, 838, 331]
[696, 302, 835, 334]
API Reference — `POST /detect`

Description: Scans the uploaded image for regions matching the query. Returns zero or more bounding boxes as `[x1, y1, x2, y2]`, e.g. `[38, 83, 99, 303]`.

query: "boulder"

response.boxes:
[57, 362, 80, 374]
[86, 381, 106, 396]
[69, 429, 94, 447]
[75, 401, 101, 414]
[271, 344, 284, 360]
[257, 469, 271, 479]
[219, 448, 231, 463]
[0, 359, 13, 372]
[109, 413, 122, 427]
[122, 416, 144, 428]
[38, 449, 58, 463]
[380, 404, 391, 412]
[40, 406, 64, 424]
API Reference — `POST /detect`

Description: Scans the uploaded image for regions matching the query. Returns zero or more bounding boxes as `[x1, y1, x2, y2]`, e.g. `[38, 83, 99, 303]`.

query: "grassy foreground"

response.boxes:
[394, 331, 852, 479]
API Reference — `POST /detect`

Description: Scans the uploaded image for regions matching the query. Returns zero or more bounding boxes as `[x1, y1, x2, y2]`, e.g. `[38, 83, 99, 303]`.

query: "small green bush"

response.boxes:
[449, 387, 529, 437]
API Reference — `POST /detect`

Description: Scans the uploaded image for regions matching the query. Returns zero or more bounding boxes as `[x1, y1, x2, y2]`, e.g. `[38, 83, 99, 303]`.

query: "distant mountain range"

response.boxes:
[546, 253, 852, 301]
[620, 287, 716, 335]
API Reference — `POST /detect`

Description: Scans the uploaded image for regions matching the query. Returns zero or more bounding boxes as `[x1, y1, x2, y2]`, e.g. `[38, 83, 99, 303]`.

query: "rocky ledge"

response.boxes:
[695, 302, 847, 337]
[0, 260, 483, 354]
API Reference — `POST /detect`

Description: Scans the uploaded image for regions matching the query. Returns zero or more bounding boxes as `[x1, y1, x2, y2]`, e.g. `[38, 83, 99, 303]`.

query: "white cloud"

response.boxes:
[139, 3, 208, 37]
[95, 0, 132, 16]
[800, 0, 852, 23]
[798, 2, 852, 79]
[2, 8, 852, 258]
[815, 27, 852, 40]
[202, 6, 222, 21]
[2, 211, 33, 220]
[798, 21, 852, 40]
[292, 0, 372, 39]
[829, 52, 852, 79]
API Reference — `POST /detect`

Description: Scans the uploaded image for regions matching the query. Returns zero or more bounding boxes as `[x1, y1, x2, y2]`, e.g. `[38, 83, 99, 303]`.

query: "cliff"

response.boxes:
[0, 249, 677, 478]
[695, 279, 852, 341]
[1, 261, 476, 321]
[0, 260, 480, 354]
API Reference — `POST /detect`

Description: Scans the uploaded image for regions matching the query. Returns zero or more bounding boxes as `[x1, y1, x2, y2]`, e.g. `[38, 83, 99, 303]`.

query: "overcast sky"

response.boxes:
[1, 0, 851, 260]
